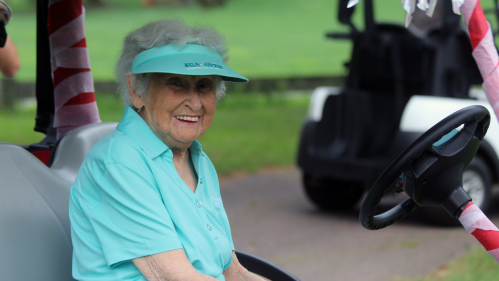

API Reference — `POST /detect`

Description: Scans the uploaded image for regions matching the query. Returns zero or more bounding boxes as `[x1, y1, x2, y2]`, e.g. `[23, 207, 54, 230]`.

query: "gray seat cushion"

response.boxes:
[0, 122, 116, 280]
[0, 143, 74, 281]
[50, 122, 117, 183]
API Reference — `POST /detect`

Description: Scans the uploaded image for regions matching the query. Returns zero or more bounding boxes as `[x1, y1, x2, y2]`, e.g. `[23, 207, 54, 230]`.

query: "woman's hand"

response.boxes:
[223, 252, 267, 281]
[133, 249, 219, 281]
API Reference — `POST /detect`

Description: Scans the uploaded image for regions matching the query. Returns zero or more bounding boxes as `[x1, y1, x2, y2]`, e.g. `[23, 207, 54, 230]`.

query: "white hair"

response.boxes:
[115, 19, 228, 106]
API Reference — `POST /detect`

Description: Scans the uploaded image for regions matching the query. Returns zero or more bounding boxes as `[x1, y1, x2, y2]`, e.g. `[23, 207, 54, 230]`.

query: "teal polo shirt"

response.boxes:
[69, 106, 234, 281]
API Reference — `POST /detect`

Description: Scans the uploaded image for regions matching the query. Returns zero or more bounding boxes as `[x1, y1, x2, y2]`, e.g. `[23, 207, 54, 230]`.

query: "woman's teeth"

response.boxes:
[176, 116, 199, 122]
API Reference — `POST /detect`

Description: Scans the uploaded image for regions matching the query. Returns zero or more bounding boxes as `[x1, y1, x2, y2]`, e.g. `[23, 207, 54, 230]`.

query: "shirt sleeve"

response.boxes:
[89, 161, 182, 267]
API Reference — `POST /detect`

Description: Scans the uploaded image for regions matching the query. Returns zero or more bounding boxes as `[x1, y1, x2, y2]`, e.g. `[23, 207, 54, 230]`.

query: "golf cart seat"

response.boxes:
[49, 122, 118, 182]
[0, 142, 75, 281]
[346, 23, 432, 97]
[0, 123, 117, 280]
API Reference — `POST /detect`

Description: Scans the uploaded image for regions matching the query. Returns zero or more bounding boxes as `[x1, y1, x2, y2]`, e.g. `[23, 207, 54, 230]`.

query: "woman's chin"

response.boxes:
[166, 135, 199, 148]
[174, 129, 203, 141]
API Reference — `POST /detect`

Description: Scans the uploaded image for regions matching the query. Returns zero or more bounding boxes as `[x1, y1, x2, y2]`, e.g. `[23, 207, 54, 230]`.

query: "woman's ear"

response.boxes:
[127, 74, 145, 109]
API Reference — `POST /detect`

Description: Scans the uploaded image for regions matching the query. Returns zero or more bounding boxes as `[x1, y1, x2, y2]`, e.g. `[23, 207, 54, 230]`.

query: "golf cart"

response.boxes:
[0, 1, 300, 280]
[2, 0, 499, 279]
[297, 0, 499, 220]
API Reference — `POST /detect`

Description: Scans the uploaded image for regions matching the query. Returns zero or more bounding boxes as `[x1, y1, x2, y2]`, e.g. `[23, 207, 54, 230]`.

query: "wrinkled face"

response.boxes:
[129, 73, 217, 150]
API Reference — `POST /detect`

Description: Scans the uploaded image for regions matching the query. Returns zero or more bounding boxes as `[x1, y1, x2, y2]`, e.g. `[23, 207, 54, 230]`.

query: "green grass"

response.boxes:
[6, 0, 499, 82]
[0, 91, 309, 175]
[5, 0, 411, 82]
[0, 100, 45, 144]
[407, 247, 499, 281]
[199, 92, 309, 175]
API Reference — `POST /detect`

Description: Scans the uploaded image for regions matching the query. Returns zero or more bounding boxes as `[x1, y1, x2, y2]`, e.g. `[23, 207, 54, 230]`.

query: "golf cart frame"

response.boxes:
[0, 1, 299, 280]
[297, 0, 499, 214]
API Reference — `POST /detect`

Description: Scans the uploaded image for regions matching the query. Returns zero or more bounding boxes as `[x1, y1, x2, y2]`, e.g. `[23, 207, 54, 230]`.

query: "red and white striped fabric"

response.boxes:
[408, 0, 499, 265]
[460, 0, 499, 122]
[459, 202, 499, 262]
[421, 0, 499, 264]
[48, 0, 100, 139]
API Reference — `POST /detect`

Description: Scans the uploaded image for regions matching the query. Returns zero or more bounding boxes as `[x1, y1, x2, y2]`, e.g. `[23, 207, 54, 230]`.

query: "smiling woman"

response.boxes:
[128, 73, 218, 157]
[69, 19, 265, 281]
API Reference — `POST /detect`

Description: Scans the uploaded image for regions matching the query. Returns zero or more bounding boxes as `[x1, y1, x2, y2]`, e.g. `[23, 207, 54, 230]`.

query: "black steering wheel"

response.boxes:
[360, 105, 490, 230]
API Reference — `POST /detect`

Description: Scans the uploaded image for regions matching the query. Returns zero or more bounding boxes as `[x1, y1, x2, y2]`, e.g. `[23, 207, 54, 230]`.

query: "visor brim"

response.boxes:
[131, 52, 248, 83]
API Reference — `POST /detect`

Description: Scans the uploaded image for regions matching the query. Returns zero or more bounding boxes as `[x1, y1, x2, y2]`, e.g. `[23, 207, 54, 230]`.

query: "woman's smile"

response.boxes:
[174, 115, 201, 123]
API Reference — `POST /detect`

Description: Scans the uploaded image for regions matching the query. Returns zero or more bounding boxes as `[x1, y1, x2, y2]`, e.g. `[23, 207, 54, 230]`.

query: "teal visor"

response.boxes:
[131, 44, 248, 83]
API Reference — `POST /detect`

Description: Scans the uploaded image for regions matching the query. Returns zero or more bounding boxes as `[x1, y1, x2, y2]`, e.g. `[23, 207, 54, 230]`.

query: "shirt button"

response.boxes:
[207, 224, 213, 231]
[200, 178, 203, 184]
[196, 201, 203, 207]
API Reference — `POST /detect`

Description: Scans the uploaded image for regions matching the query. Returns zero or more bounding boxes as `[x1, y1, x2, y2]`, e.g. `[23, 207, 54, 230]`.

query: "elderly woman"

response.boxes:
[69, 19, 264, 281]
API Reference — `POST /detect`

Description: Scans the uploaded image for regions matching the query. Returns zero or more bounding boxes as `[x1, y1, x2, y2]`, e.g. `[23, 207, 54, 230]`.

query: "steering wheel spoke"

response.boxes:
[410, 150, 439, 179]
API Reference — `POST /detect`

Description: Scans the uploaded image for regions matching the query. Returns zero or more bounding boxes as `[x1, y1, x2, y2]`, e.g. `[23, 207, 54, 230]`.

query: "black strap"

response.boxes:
[34, 0, 55, 144]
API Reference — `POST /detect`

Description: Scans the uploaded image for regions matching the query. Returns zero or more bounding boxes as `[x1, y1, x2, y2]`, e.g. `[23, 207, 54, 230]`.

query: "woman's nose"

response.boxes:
[185, 88, 202, 111]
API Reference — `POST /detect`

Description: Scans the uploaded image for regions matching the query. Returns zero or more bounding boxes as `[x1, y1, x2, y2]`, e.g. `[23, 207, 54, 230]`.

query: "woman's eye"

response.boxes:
[197, 80, 213, 90]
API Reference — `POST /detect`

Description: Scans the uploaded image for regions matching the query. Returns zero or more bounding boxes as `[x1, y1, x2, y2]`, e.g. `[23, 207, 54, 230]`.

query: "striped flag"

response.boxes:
[457, 0, 499, 263]
[459, 202, 499, 262]
[460, 0, 499, 123]
[48, 0, 100, 139]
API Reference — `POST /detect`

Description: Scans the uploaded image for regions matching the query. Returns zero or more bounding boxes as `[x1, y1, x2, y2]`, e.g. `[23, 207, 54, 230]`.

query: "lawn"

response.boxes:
[198, 92, 309, 175]
[0, 91, 310, 175]
[6, 0, 499, 82]
[6, 0, 410, 82]
[407, 247, 499, 281]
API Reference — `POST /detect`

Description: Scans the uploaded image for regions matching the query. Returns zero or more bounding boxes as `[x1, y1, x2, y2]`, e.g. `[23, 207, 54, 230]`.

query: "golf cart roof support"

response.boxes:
[335, 0, 374, 35]
[34, 0, 56, 144]
[363, 0, 375, 31]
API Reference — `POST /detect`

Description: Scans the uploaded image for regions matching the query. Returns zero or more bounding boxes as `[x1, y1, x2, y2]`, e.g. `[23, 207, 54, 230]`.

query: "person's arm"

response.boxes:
[223, 252, 266, 281]
[0, 36, 19, 77]
[133, 250, 265, 281]
[133, 249, 220, 281]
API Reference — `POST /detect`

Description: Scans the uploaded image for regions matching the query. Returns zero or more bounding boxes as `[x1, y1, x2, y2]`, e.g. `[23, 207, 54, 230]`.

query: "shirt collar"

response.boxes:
[116, 106, 203, 159]
[189, 138, 203, 156]
[117, 106, 169, 159]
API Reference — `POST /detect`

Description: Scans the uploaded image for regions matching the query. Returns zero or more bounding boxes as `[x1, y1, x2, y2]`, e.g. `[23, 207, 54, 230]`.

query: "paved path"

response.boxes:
[220, 167, 499, 281]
